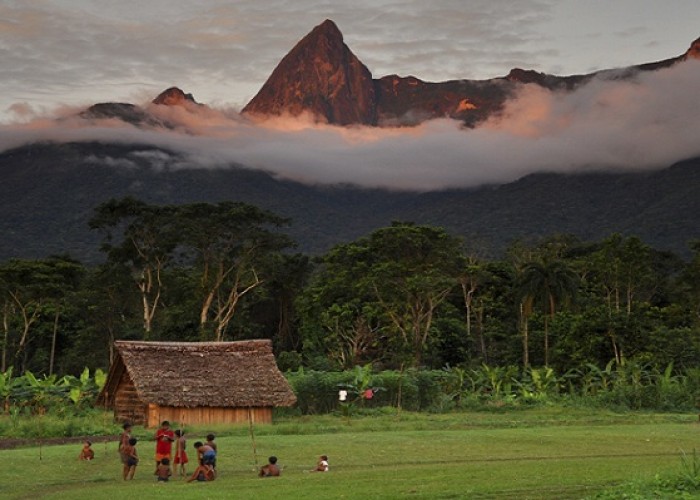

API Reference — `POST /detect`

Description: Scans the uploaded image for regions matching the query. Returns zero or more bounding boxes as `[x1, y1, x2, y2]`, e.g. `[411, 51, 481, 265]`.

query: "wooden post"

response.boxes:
[248, 407, 258, 466]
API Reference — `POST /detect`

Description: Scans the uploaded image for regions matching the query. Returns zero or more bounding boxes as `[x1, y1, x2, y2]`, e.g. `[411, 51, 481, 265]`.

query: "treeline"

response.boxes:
[286, 363, 700, 414]
[1, 197, 699, 380]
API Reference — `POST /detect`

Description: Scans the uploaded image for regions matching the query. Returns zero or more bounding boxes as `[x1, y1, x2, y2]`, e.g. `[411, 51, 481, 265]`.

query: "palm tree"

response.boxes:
[517, 258, 579, 366]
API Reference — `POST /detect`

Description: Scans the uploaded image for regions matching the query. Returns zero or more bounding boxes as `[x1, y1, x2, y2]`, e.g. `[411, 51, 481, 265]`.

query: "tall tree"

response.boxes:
[176, 202, 293, 341]
[517, 258, 579, 366]
[90, 197, 178, 337]
[363, 223, 464, 367]
[0, 257, 84, 372]
[680, 240, 700, 326]
[584, 234, 660, 364]
[299, 222, 464, 368]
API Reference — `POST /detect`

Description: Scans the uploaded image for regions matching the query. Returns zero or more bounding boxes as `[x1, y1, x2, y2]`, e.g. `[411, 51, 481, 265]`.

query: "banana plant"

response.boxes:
[0, 367, 14, 413]
[441, 365, 470, 407]
[67, 367, 107, 406]
[337, 363, 383, 413]
[476, 364, 518, 398]
[23, 371, 69, 414]
[517, 366, 560, 400]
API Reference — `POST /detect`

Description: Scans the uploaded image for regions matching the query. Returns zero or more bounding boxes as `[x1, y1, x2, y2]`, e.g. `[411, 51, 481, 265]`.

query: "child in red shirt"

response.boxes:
[154, 420, 175, 473]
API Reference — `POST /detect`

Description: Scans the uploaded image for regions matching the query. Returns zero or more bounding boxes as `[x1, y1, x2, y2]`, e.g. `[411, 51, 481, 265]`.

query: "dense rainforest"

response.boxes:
[1, 197, 699, 379]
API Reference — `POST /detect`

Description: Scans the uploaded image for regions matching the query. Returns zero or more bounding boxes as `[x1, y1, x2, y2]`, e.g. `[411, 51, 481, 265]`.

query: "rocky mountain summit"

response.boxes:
[74, 21, 699, 129]
[242, 20, 377, 125]
[152, 87, 198, 106]
[242, 20, 700, 127]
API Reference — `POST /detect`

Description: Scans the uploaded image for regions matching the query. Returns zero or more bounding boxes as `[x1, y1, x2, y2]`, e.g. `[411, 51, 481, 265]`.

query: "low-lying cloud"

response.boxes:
[2, 60, 700, 191]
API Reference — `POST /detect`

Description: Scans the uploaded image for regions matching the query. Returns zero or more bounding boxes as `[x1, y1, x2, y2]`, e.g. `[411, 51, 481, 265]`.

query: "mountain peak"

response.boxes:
[242, 19, 377, 125]
[152, 87, 197, 106]
[313, 19, 343, 40]
[79, 102, 165, 127]
[686, 36, 700, 59]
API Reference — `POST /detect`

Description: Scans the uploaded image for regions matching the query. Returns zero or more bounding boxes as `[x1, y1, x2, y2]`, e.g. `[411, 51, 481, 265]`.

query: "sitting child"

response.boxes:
[313, 454, 329, 472]
[187, 441, 216, 482]
[155, 457, 172, 482]
[78, 440, 94, 461]
[187, 462, 216, 482]
[259, 456, 280, 477]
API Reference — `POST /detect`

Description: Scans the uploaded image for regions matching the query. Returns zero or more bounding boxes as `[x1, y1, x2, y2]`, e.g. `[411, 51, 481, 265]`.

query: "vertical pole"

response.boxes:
[247, 407, 258, 466]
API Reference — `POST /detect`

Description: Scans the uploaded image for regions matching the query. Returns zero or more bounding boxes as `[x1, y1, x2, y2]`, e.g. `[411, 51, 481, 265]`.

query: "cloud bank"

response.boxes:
[1, 60, 700, 191]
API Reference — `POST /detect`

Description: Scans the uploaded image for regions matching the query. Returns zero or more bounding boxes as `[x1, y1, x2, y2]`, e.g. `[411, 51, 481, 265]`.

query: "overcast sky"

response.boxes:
[1, 0, 699, 191]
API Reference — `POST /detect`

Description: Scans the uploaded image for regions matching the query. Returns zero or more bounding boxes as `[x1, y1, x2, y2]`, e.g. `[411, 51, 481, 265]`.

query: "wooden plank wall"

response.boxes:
[146, 405, 272, 428]
[114, 372, 147, 426]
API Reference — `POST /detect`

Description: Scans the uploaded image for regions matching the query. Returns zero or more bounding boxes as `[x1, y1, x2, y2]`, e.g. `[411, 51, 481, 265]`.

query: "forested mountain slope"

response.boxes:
[1, 142, 698, 263]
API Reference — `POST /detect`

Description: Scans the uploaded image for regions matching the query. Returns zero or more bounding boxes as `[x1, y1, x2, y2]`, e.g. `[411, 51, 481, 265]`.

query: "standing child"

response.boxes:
[78, 440, 94, 461]
[155, 457, 172, 482]
[154, 420, 175, 473]
[118, 423, 132, 469]
[122, 438, 139, 480]
[173, 429, 188, 476]
[205, 433, 217, 470]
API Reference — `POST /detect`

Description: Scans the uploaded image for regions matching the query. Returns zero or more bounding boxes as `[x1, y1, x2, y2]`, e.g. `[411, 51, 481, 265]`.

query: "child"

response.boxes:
[154, 420, 175, 473]
[173, 429, 188, 476]
[259, 456, 280, 477]
[313, 454, 329, 472]
[205, 433, 217, 470]
[122, 438, 139, 480]
[193, 441, 216, 480]
[155, 457, 172, 482]
[187, 462, 215, 482]
[118, 422, 132, 466]
[78, 440, 94, 461]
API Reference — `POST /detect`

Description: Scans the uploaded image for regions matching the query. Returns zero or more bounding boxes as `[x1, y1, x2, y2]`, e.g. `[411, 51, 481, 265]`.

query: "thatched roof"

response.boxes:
[97, 340, 296, 408]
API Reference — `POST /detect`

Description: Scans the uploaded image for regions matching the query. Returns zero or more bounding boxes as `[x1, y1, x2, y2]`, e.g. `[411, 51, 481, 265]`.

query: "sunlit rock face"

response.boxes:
[242, 19, 378, 125]
[152, 87, 197, 106]
[686, 37, 700, 59]
[79, 102, 165, 127]
[373, 74, 509, 127]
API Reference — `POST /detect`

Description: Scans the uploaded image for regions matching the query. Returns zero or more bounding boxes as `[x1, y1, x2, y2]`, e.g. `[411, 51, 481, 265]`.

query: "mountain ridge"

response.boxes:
[1, 141, 698, 263]
[68, 20, 700, 128]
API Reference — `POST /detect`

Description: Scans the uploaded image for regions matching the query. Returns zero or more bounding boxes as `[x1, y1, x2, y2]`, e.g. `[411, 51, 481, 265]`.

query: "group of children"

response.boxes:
[96, 420, 328, 482]
[116, 420, 218, 482]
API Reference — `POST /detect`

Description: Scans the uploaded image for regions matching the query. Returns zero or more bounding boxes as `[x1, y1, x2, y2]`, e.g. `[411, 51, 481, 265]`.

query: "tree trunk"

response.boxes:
[475, 304, 487, 363]
[544, 293, 556, 367]
[520, 302, 529, 369]
[49, 309, 60, 375]
[609, 329, 621, 365]
[543, 314, 549, 367]
[1, 303, 8, 373]
[460, 282, 473, 338]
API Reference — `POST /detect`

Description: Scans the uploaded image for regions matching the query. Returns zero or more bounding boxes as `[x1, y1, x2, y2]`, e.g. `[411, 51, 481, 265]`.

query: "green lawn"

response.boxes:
[1, 409, 698, 499]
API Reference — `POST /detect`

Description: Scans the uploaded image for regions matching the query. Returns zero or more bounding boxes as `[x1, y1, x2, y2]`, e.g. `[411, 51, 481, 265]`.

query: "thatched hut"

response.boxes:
[96, 340, 296, 427]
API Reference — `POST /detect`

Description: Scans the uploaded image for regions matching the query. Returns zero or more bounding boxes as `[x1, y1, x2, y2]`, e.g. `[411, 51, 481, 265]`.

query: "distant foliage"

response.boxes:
[284, 361, 700, 415]
[0, 368, 106, 416]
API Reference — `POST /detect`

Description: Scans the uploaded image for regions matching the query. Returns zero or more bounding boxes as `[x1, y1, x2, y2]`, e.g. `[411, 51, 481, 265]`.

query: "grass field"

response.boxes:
[1, 408, 698, 499]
